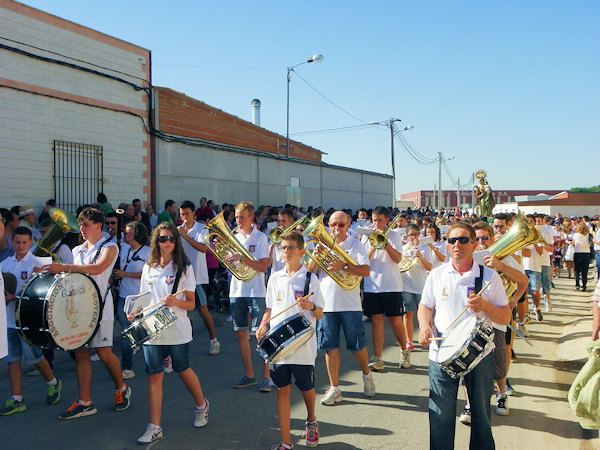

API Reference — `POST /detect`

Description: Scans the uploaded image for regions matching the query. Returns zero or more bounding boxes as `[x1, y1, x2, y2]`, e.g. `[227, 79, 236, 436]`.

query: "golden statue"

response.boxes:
[474, 170, 495, 217]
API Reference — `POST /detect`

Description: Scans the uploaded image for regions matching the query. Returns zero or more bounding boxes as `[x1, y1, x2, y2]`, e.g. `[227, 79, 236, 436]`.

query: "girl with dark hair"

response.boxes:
[425, 223, 448, 268]
[96, 193, 112, 215]
[135, 222, 209, 444]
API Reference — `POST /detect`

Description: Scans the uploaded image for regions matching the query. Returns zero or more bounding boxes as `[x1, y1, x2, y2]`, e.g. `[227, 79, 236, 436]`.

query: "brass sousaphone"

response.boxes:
[204, 212, 257, 281]
[33, 208, 80, 262]
[268, 214, 311, 245]
[302, 215, 362, 290]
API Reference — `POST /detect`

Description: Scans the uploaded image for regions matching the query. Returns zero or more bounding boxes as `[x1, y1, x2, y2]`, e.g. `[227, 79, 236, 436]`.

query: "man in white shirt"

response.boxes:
[523, 214, 545, 321]
[226, 202, 271, 391]
[361, 207, 409, 371]
[43, 207, 131, 419]
[536, 214, 555, 311]
[418, 222, 510, 450]
[309, 211, 375, 406]
[18, 205, 41, 242]
[178, 201, 220, 356]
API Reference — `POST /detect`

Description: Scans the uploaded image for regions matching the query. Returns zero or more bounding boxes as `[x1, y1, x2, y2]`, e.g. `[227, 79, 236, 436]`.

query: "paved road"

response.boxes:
[1, 272, 598, 449]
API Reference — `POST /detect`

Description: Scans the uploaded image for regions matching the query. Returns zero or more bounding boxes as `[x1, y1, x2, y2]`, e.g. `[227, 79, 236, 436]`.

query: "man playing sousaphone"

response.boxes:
[418, 222, 510, 449]
[306, 211, 376, 405]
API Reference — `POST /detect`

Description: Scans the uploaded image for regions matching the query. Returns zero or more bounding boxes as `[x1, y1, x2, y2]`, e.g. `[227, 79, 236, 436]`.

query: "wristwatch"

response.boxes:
[342, 263, 349, 271]
[311, 303, 317, 311]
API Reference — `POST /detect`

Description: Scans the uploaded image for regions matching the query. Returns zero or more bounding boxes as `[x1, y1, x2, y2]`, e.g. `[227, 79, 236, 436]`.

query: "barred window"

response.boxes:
[53, 140, 103, 213]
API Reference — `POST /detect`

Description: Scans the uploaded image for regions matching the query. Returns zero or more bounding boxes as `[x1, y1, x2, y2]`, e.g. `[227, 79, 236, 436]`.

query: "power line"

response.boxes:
[290, 123, 378, 136]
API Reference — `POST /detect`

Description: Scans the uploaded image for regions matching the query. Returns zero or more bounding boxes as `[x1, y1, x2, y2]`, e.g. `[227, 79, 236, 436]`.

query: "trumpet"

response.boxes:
[204, 212, 257, 281]
[268, 214, 311, 245]
[367, 214, 401, 258]
[302, 215, 362, 290]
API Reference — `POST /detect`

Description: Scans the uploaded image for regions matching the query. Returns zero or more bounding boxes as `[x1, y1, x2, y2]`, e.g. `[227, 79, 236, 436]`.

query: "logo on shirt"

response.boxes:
[294, 290, 303, 300]
[249, 245, 255, 253]
[276, 291, 283, 303]
[441, 287, 449, 299]
[20, 271, 28, 280]
[467, 286, 475, 299]
[166, 275, 175, 286]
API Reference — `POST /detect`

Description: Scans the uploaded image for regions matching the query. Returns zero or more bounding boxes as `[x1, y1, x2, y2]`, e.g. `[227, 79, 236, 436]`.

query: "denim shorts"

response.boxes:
[230, 297, 265, 332]
[525, 270, 541, 293]
[402, 292, 421, 312]
[1, 327, 43, 364]
[317, 311, 367, 352]
[540, 266, 552, 294]
[143, 342, 190, 375]
[195, 284, 207, 307]
[271, 364, 314, 391]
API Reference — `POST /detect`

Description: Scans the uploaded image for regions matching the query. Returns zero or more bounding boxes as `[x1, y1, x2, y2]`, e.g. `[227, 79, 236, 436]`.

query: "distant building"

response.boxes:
[496, 191, 600, 217]
[400, 189, 563, 209]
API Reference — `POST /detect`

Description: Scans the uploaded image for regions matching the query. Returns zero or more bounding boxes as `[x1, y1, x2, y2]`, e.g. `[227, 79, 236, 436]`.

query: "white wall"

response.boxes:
[156, 140, 392, 211]
[0, 4, 149, 214]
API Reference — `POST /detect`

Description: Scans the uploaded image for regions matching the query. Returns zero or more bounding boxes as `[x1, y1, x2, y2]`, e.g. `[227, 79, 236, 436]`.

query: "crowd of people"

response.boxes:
[0, 194, 598, 449]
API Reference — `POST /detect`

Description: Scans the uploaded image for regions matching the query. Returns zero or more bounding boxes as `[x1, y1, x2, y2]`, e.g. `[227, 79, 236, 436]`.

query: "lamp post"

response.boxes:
[286, 53, 324, 159]
[437, 152, 454, 211]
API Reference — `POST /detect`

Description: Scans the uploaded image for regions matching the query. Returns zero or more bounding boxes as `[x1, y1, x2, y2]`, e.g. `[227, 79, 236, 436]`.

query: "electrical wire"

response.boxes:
[290, 123, 378, 136]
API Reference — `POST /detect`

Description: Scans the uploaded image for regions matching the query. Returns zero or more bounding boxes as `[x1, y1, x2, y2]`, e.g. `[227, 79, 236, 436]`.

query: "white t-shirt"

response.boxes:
[318, 235, 369, 312]
[1, 252, 36, 328]
[72, 238, 118, 322]
[180, 222, 209, 285]
[522, 244, 542, 272]
[139, 262, 196, 345]
[539, 225, 553, 267]
[271, 244, 286, 274]
[118, 244, 150, 298]
[421, 261, 507, 361]
[491, 254, 524, 332]
[265, 266, 324, 365]
[431, 241, 449, 269]
[362, 229, 403, 293]
[573, 233, 591, 253]
[594, 230, 600, 252]
[52, 242, 74, 265]
[401, 243, 433, 294]
[229, 225, 269, 298]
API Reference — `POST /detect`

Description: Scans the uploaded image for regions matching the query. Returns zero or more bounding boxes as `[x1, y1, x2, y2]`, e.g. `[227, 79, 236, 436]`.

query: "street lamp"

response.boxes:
[286, 53, 324, 159]
[437, 152, 454, 211]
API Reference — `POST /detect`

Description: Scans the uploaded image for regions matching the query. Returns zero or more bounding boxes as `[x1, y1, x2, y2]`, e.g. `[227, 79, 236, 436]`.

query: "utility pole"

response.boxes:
[390, 118, 396, 208]
[437, 152, 442, 211]
[457, 177, 460, 210]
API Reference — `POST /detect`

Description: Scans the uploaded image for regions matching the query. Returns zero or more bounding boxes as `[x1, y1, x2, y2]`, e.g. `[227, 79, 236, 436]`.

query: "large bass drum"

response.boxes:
[16, 272, 102, 351]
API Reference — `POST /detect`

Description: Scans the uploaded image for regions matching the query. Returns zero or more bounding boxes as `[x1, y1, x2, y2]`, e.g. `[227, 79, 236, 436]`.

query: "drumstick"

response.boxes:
[444, 281, 492, 331]
[268, 293, 314, 323]
[429, 337, 445, 341]
[136, 289, 187, 316]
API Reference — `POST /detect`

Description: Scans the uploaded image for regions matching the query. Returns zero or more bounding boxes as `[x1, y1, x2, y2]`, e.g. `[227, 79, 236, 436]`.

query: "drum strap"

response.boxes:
[171, 264, 185, 295]
[474, 264, 485, 294]
[303, 272, 312, 297]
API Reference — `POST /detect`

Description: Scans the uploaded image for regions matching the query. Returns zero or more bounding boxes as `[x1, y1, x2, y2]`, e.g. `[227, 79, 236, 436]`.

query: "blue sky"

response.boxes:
[20, 1, 600, 195]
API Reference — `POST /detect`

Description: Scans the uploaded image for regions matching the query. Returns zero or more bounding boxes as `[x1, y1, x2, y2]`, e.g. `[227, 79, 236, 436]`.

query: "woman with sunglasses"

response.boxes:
[135, 222, 209, 445]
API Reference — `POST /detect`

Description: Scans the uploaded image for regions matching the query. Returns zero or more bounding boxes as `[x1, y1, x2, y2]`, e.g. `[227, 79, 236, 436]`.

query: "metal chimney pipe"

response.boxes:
[251, 99, 261, 126]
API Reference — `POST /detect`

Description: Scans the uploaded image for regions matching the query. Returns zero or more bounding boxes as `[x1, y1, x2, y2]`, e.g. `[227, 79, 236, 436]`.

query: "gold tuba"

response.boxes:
[302, 215, 362, 290]
[204, 212, 257, 281]
[397, 236, 432, 272]
[268, 214, 311, 245]
[33, 208, 79, 262]
[367, 214, 401, 258]
[486, 211, 540, 297]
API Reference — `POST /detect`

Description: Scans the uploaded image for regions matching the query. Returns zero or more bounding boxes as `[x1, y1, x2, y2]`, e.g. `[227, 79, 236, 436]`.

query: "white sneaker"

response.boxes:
[320, 386, 343, 406]
[163, 356, 173, 374]
[363, 372, 376, 398]
[90, 353, 100, 362]
[459, 406, 471, 425]
[122, 369, 135, 380]
[137, 423, 163, 445]
[368, 357, 385, 372]
[209, 339, 221, 356]
[194, 399, 209, 428]
[495, 393, 509, 416]
[517, 322, 529, 337]
[399, 350, 411, 369]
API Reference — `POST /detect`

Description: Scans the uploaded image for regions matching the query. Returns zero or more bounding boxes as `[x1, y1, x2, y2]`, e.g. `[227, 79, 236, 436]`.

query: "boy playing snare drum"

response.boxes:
[256, 231, 324, 450]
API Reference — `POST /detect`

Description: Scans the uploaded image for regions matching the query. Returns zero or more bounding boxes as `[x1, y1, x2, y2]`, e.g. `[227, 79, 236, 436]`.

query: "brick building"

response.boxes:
[400, 189, 564, 209]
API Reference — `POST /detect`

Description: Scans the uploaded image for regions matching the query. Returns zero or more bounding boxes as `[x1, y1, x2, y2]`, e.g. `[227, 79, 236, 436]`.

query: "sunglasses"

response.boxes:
[476, 236, 490, 241]
[281, 245, 301, 251]
[448, 236, 473, 245]
[493, 224, 505, 229]
[105, 221, 117, 225]
[157, 235, 176, 244]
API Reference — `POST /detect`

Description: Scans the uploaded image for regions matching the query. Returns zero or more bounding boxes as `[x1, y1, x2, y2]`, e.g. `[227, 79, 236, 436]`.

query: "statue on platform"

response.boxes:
[474, 170, 495, 217]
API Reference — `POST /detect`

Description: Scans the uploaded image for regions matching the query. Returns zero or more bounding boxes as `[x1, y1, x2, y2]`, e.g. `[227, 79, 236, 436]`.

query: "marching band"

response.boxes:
[0, 200, 597, 449]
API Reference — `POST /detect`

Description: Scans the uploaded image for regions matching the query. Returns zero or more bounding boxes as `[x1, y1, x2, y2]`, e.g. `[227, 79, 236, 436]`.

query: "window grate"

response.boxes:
[53, 140, 103, 214]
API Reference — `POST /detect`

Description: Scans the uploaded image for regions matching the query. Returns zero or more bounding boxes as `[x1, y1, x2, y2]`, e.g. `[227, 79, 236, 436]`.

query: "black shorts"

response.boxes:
[493, 330, 507, 381]
[363, 292, 404, 317]
[553, 257, 562, 267]
[517, 291, 526, 304]
[270, 364, 314, 391]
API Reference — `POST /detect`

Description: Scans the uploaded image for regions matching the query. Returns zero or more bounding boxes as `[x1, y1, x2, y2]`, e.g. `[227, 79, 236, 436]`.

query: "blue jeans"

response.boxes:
[143, 342, 190, 375]
[595, 251, 600, 280]
[229, 297, 265, 332]
[428, 352, 495, 450]
[317, 311, 367, 352]
[116, 297, 133, 370]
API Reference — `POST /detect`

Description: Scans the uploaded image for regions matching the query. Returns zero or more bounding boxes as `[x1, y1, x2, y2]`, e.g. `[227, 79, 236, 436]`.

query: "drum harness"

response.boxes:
[434, 264, 485, 340]
[75, 237, 117, 308]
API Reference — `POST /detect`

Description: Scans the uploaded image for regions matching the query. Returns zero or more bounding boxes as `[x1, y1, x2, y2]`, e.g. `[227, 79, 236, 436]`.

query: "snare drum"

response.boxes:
[122, 305, 177, 349]
[435, 315, 495, 378]
[257, 313, 314, 363]
[16, 272, 102, 351]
